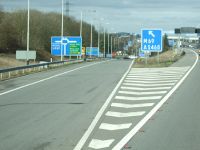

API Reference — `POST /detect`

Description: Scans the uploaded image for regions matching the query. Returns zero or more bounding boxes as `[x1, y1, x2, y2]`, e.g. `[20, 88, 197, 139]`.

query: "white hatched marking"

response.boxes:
[111, 103, 154, 108]
[126, 77, 179, 81]
[124, 80, 178, 83]
[106, 111, 145, 117]
[128, 72, 185, 75]
[130, 67, 189, 71]
[123, 83, 175, 87]
[99, 123, 132, 130]
[127, 75, 182, 78]
[126, 76, 180, 79]
[121, 86, 171, 90]
[89, 139, 115, 149]
[115, 96, 162, 101]
[118, 91, 167, 95]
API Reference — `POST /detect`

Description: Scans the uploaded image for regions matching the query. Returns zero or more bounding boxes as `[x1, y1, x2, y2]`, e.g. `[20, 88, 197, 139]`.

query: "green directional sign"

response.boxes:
[70, 43, 81, 55]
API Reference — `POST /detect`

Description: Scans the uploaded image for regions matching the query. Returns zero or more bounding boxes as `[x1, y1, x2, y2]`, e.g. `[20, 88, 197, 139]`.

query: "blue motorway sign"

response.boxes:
[141, 29, 162, 52]
[86, 47, 100, 56]
[51, 36, 82, 56]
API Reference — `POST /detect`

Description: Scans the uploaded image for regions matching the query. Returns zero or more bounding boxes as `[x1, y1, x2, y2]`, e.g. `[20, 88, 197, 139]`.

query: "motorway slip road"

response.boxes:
[126, 49, 200, 150]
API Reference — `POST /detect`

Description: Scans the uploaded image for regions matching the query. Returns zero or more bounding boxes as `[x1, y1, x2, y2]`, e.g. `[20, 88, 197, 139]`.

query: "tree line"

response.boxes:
[0, 9, 100, 59]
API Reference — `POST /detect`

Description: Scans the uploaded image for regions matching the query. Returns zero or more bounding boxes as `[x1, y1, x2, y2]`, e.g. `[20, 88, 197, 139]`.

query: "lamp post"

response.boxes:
[61, 0, 64, 61]
[27, 0, 30, 65]
[80, 11, 82, 37]
[90, 19, 93, 58]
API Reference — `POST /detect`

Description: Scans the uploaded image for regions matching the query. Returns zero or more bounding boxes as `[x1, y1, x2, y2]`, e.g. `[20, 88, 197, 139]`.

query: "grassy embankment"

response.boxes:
[133, 50, 185, 68]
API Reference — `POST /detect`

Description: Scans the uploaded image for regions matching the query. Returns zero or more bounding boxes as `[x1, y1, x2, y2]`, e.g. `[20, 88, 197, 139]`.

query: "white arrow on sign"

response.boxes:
[148, 31, 155, 38]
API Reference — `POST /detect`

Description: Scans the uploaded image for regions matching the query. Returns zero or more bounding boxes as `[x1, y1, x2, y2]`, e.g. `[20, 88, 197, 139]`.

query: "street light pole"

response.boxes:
[104, 27, 105, 58]
[108, 32, 109, 57]
[111, 36, 113, 59]
[98, 23, 100, 57]
[80, 11, 82, 37]
[27, 0, 30, 65]
[61, 0, 64, 61]
[90, 20, 93, 58]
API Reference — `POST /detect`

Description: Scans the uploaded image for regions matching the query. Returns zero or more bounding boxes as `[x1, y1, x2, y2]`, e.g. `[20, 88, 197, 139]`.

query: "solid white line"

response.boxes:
[112, 51, 198, 150]
[124, 80, 178, 83]
[118, 91, 167, 95]
[106, 111, 145, 117]
[115, 96, 162, 101]
[89, 139, 115, 149]
[0, 61, 109, 96]
[111, 103, 154, 108]
[99, 123, 132, 130]
[123, 83, 175, 87]
[121, 86, 171, 90]
[73, 61, 134, 150]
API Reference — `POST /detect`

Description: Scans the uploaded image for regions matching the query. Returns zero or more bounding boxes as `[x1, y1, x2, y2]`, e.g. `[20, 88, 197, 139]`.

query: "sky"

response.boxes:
[1, 0, 200, 33]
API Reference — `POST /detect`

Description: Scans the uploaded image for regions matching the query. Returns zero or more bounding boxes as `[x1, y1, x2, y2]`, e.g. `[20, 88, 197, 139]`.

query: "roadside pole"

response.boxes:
[27, 0, 30, 65]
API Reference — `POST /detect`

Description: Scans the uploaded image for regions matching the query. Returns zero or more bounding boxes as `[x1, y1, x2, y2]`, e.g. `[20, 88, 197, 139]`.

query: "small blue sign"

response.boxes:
[168, 39, 175, 47]
[51, 36, 82, 56]
[141, 29, 162, 52]
[86, 47, 100, 57]
[139, 48, 145, 58]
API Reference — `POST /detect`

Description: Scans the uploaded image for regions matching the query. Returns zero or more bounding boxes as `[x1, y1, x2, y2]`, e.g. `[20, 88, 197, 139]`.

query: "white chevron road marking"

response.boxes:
[106, 111, 145, 117]
[99, 123, 132, 131]
[118, 91, 167, 95]
[89, 139, 115, 149]
[111, 103, 154, 108]
[115, 96, 162, 101]
[123, 83, 175, 87]
[121, 86, 171, 90]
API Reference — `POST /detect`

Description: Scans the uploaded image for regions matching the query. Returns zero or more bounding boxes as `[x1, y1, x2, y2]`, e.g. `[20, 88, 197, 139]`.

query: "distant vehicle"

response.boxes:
[123, 56, 130, 59]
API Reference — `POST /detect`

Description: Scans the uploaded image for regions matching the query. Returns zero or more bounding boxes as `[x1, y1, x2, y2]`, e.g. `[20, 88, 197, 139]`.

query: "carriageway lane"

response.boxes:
[0, 59, 132, 150]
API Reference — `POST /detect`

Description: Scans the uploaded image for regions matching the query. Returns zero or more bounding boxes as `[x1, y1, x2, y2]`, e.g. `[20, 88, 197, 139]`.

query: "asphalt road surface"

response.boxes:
[0, 49, 199, 150]
[0, 60, 132, 150]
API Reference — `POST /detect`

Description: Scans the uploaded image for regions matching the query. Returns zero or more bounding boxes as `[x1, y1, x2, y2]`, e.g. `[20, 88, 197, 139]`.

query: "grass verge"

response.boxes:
[133, 50, 185, 68]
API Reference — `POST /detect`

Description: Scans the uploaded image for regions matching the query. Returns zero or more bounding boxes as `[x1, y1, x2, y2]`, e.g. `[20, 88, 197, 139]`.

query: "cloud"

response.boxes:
[1, 0, 200, 33]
